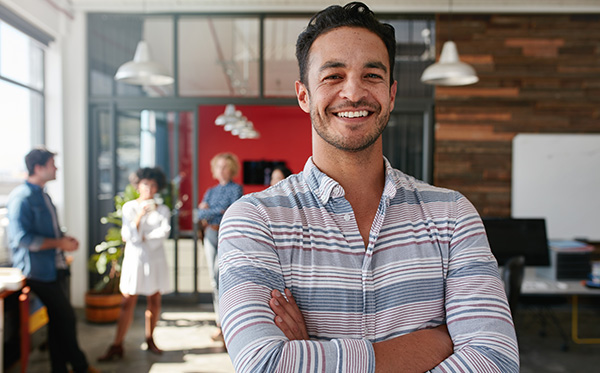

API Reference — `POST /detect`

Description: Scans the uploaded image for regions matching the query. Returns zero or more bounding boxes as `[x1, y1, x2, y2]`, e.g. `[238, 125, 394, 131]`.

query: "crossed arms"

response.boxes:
[270, 288, 453, 373]
[218, 195, 520, 373]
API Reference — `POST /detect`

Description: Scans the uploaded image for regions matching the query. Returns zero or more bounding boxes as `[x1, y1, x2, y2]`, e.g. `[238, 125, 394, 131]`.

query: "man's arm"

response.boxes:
[39, 236, 79, 251]
[219, 199, 378, 373]
[7, 196, 77, 252]
[431, 195, 519, 372]
[269, 289, 453, 373]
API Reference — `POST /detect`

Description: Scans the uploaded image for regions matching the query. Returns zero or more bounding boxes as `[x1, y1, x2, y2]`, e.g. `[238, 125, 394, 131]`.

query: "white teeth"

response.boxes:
[336, 110, 369, 118]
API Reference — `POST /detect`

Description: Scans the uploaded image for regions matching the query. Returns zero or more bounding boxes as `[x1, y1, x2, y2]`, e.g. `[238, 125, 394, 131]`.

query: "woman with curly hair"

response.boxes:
[98, 167, 172, 361]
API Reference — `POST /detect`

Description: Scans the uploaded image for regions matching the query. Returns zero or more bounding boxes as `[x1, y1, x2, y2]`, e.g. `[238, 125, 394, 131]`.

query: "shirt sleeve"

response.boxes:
[218, 199, 375, 373]
[432, 194, 520, 373]
[196, 188, 219, 221]
[121, 201, 142, 244]
[7, 194, 45, 252]
[144, 205, 171, 241]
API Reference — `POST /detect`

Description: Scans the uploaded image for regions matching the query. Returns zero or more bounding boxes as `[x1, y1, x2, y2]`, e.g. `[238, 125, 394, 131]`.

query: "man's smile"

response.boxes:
[334, 110, 370, 118]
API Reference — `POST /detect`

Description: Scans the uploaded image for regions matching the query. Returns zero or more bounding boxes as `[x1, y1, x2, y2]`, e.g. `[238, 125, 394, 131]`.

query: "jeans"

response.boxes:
[203, 226, 220, 325]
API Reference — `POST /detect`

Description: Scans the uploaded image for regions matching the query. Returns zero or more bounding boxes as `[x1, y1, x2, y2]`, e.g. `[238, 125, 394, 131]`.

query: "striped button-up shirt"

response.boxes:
[219, 157, 519, 373]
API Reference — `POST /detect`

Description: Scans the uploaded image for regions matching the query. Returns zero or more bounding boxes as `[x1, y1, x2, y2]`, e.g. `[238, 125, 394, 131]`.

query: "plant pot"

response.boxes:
[84, 292, 122, 323]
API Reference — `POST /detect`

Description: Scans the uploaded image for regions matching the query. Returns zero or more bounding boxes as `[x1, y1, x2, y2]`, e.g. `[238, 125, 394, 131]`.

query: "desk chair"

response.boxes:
[500, 256, 570, 350]
[501, 255, 525, 317]
[18, 286, 49, 373]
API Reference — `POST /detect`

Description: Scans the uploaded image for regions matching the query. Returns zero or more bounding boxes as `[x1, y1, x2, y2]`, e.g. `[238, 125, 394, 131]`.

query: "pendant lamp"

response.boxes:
[420, 0, 478, 86]
[420, 41, 478, 86]
[114, 40, 173, 86]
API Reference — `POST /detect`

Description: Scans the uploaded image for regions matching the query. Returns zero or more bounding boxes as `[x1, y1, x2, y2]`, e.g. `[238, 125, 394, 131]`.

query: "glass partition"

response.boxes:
[178, 17, 260, 97]
[263, 18, 308, 97]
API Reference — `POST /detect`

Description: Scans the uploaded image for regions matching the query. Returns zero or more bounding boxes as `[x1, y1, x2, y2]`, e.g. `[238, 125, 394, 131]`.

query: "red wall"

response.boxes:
[178, 105, 312, 231]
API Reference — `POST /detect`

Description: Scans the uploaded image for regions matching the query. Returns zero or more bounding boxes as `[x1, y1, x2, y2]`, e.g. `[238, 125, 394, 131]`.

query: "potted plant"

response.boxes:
[85, 183, 139, 323]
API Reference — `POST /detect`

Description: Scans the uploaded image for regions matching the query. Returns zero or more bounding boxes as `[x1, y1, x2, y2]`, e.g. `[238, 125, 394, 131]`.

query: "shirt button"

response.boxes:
[344, 214, 351, 221]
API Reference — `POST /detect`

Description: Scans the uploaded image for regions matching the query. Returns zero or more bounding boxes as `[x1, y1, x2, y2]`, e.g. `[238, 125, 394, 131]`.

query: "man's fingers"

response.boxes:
[270, 289, 309, 340]
[283, 289, 309, 339]
[269, 292, 301, 340]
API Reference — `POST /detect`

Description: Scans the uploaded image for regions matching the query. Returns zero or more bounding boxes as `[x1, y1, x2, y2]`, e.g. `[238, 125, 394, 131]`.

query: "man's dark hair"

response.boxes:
[25, 147, 56, 176]
[135, 167, 167, 190]
[296, 2, 396, 86]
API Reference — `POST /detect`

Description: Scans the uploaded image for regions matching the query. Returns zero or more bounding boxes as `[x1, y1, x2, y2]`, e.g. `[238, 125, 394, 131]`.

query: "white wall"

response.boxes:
[2, 0, 88, 307]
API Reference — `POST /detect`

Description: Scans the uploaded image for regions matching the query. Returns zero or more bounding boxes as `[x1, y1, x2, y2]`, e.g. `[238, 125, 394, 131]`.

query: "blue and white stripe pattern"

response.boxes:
[219, 157, 519, 372]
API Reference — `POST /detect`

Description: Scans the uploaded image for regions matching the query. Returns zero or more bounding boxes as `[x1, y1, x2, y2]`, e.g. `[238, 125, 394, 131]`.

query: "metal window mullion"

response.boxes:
[0, 75, 44, 95]
[173, 14, 179, 97]
[192, 106, 199, 295]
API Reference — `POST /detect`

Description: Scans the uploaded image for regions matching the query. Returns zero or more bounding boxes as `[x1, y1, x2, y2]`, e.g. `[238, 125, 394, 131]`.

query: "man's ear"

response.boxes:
[295, 81, 310, 114]
[389, 80, 398, 112]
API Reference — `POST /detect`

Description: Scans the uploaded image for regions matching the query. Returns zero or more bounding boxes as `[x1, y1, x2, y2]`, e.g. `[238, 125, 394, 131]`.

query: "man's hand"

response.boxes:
[59, 236, 79, 252]
[269, 288, 309, 340]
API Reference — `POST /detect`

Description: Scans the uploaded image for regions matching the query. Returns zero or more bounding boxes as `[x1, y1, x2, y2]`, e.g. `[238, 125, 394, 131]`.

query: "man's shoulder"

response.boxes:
[392, 169, 463, 203]
[7, 183, 33, 203]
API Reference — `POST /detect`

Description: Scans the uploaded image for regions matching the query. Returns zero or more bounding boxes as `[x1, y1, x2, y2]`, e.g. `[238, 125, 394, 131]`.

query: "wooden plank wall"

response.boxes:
[433, 14, 600, 217]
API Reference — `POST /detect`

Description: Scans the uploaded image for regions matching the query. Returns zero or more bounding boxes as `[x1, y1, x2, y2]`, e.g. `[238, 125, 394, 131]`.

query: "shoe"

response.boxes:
[146, 337, 163, 355]
[97, 344, 124, 362]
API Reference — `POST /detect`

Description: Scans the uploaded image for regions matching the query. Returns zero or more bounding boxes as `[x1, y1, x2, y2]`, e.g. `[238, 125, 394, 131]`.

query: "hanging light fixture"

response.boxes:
[114, 1, 173, 86]
[420, 0, 478, 86]
[114, 40, 174, 86]
[215, 104, 260, 139]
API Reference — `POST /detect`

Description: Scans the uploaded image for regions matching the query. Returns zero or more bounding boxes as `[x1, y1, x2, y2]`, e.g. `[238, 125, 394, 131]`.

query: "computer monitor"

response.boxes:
[482, 218, 551, 266]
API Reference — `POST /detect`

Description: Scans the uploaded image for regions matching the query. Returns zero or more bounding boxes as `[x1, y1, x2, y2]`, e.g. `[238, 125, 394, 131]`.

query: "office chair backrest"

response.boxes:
[501, 255, 526, 317]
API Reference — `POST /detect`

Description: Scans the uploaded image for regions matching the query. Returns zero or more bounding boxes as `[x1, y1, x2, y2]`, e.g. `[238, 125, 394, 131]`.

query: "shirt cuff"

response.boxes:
[28, 236, 45, 252]
[334, 339, 375, 373]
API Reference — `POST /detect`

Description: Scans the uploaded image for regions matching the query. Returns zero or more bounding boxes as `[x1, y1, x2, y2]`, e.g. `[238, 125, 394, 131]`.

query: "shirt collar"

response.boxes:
[302, 156, 398, 205]
[25, 180, 44, 192]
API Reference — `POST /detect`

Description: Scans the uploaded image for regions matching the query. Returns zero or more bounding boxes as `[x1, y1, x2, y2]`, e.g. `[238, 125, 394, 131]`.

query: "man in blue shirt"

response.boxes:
[7, 147, 97, 373]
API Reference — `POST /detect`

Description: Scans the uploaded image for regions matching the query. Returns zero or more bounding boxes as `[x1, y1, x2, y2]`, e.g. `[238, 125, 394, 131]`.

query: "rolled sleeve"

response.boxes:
[7, 196, 45, 252]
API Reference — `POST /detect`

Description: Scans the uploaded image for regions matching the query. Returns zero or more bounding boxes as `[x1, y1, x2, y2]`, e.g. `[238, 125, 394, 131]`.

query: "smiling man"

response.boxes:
[218, 3, 519, 372]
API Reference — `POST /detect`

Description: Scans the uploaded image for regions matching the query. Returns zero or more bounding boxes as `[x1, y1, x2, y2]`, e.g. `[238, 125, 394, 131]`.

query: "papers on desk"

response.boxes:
[0, 267, 25, 291]
[549, 240, 594, 252]
[522, 280, 550, 291]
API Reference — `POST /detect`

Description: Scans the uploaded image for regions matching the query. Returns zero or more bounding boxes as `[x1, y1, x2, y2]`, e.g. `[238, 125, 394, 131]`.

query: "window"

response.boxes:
[0, 20, 46, 206]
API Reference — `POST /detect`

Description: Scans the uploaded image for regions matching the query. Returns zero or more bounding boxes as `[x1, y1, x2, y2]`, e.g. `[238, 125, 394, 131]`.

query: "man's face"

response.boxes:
[295, 26, 397, 153]
[37, 157, 57, 182]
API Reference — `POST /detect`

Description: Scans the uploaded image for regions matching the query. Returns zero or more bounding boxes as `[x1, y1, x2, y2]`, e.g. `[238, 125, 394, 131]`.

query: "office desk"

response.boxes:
[0, 268, 25, 372]
[521, 267, 600, 344]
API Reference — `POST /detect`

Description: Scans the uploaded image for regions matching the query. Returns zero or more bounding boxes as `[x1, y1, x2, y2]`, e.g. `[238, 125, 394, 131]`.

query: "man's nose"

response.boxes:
[339, 76, 368, 102]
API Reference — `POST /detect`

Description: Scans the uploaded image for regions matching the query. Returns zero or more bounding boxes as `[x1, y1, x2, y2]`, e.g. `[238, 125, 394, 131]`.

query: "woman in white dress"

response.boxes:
[98, 167, 171, 361]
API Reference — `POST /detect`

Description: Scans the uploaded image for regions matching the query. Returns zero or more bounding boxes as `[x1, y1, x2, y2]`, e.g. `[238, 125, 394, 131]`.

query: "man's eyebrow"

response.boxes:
[318, 60, 388, 73]
[319, 61, 346, 72]
[365, 61, 388, 73]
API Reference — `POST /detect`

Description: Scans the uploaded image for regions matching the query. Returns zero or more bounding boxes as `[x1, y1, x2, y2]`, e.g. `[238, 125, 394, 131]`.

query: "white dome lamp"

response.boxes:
[420, 0, 478, 87]
[420, 40, 478, 86]
[114, 39, 174, 86]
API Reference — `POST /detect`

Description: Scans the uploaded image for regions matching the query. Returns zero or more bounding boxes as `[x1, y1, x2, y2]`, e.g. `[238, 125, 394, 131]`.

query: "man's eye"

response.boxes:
[366, 73, 383, 79]
[324, 75, 341, 80]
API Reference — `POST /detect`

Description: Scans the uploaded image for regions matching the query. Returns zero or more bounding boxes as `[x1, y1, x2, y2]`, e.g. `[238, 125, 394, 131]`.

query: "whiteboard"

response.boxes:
[512, 134, 600, 241]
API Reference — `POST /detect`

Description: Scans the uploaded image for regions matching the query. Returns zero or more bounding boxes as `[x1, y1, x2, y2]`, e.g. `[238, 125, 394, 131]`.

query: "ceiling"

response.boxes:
[71, 0, 600, 14]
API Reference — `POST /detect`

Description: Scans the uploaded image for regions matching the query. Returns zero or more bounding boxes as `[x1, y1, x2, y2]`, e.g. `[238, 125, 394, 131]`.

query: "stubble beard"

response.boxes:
[311, 102, 390, 153]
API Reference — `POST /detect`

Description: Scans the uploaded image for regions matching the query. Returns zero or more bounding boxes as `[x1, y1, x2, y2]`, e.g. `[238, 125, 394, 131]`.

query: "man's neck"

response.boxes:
[312, 141, 386, 195]
[27, 175, 46, 188]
